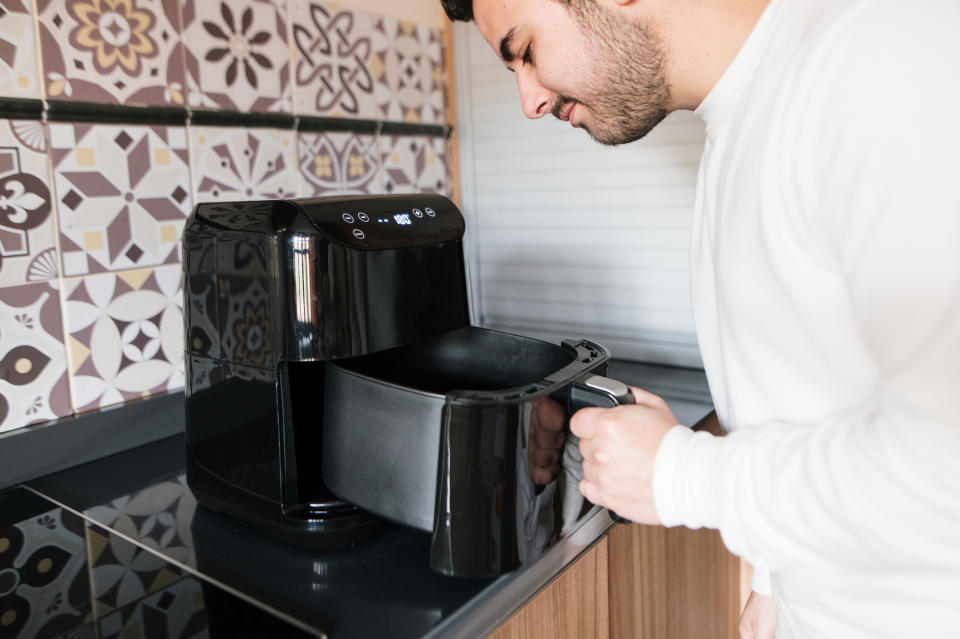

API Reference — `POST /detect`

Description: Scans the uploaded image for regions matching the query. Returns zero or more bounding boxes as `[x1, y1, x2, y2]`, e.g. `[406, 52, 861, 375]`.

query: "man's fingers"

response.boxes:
[629, 385, 669, 408]
[569, 406, 603, 438]
[578, 478, 600, 505]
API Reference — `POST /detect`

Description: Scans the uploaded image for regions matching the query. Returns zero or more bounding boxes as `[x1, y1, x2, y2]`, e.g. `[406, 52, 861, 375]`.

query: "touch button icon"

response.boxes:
[412, 208, 423, 218]
[352, 229, 365, 239]
[425, 207, 436, 217]
[358, 212, 369, 222]
[342, 213, 354, 223]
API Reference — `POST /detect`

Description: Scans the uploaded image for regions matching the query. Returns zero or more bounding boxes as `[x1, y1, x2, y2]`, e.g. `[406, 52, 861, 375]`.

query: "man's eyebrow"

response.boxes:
[500, 27, 517, 63]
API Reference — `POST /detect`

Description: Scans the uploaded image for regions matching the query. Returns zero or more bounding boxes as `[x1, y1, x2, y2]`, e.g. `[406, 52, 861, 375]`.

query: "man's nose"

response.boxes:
[517, 69, 553, 119]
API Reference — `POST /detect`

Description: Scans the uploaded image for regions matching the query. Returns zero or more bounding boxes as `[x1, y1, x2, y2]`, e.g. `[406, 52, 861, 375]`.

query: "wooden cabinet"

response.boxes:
[490, 524, 741, 639]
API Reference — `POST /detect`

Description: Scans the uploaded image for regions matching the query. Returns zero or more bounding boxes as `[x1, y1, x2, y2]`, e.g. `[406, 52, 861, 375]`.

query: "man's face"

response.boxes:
[473, 0, 671, 145]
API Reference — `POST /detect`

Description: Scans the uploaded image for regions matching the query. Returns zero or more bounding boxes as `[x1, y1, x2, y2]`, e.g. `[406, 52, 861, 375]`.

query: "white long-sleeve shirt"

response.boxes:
[651, 0, 960, 636]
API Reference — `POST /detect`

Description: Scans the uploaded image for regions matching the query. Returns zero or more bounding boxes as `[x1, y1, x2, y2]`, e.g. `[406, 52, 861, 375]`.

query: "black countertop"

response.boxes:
[12, 435, 492, 638]
[1, 361, 712, 639]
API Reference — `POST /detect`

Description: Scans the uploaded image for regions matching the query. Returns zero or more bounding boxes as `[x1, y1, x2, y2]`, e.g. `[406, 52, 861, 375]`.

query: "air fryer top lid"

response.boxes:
[189, 193, 464, 251]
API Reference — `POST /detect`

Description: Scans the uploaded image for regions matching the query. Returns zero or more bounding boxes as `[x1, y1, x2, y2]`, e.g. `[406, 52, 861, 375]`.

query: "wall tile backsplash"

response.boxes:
[0, 119, 57, 288]
[49, 123, 192, 277]
[189, 125, 298, 201]
[0, 0, 451, 433]
[36, 0, 188, 107]
[181, 0, 292, 112]
[0, 280, 72, 432]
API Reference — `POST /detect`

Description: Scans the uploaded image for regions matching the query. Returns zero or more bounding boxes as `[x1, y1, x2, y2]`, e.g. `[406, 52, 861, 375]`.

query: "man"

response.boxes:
[439, 0, 960, 637]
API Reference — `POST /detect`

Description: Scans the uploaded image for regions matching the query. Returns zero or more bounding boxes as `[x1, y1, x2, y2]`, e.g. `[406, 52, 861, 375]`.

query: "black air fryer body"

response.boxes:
[182, 195, 469, 547]
[183, 195, 625, 577]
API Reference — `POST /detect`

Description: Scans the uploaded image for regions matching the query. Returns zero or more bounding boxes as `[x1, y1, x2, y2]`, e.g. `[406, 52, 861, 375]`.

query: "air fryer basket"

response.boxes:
[321, 326, 633, 576]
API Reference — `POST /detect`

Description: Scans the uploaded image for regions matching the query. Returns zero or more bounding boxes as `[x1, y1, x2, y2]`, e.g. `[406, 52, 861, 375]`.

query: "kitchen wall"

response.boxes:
[0, 0, 453, 434]
[453, 22, 705, 367]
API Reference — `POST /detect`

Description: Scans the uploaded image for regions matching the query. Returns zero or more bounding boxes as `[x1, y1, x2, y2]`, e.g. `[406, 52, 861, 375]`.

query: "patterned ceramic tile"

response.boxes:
[85, 523, 186, 617]
[297, 131, 378, 196]
[379, 135, 452, 197]
[95, 571, 207, 639]
[0, 502, 94, 638]
[36, 0, 187, 106]
[48, 123, 191, 277]
[84, 474, 197, 566]
[290, 0, 376, 118]
[0, 281, 71, 433]
[190, 126, 297, 202]
[182, 0, 292, 113]
[371, 17, 446, 125]
[0, 119, 58, 288]
[61, 263, 184, 412]
[0, 0, 43, 99]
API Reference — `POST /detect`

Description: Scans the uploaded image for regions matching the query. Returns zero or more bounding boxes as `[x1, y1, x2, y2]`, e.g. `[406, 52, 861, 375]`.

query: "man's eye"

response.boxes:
[522, 46, 533, 64]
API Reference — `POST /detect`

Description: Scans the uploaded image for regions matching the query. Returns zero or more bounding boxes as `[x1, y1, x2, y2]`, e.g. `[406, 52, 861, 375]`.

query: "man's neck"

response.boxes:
[656, 0, 772, 111]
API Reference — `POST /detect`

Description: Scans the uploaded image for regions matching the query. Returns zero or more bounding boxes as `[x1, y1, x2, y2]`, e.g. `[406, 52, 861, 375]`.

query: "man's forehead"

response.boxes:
[473, 0, 519, 48]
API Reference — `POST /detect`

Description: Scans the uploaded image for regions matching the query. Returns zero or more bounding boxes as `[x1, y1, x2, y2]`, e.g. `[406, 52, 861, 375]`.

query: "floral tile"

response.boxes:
[0, 119, 59, 288]
[297, 131, 378, 196]
[36, 0, 187, 107]
[0, 502, 94, 638]
[0, 0, 43, 99]
[0, 280, 71, 433]
[190, 126, 298, 202]
[371, 17, 446, 125]
[290, 0, 377, 118]
[48, 123, 192, 277]
[379, 135, 452, 197]
[61, 263, 184, 412]
[182, 0, 292, 113]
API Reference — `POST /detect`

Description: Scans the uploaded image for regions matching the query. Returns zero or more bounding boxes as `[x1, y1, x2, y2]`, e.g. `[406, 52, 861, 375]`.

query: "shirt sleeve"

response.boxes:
[653, 2, 960, 582]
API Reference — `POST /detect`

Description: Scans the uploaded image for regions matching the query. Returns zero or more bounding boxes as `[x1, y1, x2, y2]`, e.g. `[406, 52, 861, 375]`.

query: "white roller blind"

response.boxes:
[454, 23, 706, 367]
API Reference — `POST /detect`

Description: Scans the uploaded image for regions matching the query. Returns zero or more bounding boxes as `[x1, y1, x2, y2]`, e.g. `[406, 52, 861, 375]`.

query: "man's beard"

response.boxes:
[560, 2, 671, 146]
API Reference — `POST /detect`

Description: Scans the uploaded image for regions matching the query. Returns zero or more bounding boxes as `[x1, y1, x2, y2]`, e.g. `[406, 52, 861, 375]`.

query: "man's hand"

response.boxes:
[569, 387, 679, 524]
[739, 591, 777, 639]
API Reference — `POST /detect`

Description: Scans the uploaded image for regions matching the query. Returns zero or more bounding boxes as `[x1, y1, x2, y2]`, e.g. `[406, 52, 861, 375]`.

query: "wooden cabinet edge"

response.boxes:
[489, 524, 740, 638]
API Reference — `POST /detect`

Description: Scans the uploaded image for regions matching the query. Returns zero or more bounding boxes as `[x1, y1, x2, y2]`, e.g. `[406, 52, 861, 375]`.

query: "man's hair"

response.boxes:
[440, 0, 474, 21]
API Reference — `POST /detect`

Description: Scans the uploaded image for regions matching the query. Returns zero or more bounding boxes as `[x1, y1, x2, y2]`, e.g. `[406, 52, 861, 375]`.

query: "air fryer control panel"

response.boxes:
[295, 195, 465, 250]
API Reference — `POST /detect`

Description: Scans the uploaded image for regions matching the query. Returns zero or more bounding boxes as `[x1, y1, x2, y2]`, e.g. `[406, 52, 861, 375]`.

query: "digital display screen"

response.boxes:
[393, 213, 412, 225]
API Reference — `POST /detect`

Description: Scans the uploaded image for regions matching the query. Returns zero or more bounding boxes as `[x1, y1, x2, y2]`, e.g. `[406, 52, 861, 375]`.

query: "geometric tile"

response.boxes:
[182, 0, 292, 113]
[379, 135, 452, 197]
[190, 126, 298, 202]
[48, 123, 192, 276]
[84, 473, 196, 566]
[372, 17, 446, 125]
[297, 131, 379, 196]
[0, 0, 43, 99]
[0, 503, 94, 638]
[0, 119, 58, 287]
[35, 0, 188, 107]
[290, 0, 377, 118]
[0, 280, 71, 433]
[61, 264, 184, 412]
[95, 570, 206, 639]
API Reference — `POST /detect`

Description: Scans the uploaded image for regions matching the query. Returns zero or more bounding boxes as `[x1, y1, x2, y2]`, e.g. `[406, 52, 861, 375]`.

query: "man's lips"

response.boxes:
[555, 101, 576, 126]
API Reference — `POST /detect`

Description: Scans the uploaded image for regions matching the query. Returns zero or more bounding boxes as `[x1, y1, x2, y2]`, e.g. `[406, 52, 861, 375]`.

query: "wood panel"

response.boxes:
[607, 523, 741, 639]
[490, 538, 610, 639]
[442, 17, 461, 208]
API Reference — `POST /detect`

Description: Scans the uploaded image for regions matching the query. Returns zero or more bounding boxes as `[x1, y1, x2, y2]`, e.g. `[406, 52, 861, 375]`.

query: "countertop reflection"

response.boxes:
[24, 435, 492, 638]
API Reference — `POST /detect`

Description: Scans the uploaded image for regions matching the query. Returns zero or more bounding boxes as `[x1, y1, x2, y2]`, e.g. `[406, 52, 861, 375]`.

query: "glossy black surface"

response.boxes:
[182, 195, 470, 545]
[321, 328, 624, 576]
[25, 437, 493, 638]
[0, 485, 318, 638]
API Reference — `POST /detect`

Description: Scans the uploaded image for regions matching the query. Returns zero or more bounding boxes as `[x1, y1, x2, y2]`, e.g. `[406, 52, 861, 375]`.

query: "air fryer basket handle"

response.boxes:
[570, 373, 636, 524]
